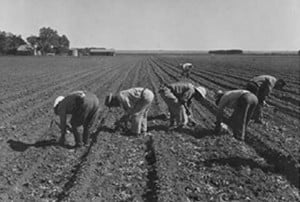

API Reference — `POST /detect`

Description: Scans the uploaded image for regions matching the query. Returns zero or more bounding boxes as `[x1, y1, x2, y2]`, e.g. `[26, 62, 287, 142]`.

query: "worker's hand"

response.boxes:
[263, 101, 271, 107]
[186, 108, 191, 116]
[214, 122, 221, 134]
[114, 114, 129, 131]
[178, 98, 186, 105]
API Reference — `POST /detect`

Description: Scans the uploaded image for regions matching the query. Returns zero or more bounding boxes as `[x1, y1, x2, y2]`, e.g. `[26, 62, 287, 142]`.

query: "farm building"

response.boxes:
[69, 48, 79, 57]
[17, 44, 34, 55]
[89, 48, 115, 56]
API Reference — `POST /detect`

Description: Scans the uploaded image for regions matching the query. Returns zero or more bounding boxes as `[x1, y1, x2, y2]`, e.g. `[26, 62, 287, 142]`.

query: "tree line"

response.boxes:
[0, 27, 70, 55]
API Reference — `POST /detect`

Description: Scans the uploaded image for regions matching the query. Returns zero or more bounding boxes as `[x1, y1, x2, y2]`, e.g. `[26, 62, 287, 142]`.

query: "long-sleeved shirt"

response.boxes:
[216, 89, 250, 124]
[55, 91, 99, 135]
[118, 87, 148, 115]
[250, 75, 277, 97]
[166, 82, 195, 104]
[182, 63, 193, 71]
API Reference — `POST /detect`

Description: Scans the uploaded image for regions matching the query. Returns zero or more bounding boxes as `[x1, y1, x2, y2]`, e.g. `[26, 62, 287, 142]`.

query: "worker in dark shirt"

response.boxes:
[215, 89, 258, 141]
[53, 91, 100, 147]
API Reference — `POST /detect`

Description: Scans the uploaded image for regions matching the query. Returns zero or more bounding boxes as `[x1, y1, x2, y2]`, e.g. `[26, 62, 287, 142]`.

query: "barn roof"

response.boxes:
[17, 44, 33, 51]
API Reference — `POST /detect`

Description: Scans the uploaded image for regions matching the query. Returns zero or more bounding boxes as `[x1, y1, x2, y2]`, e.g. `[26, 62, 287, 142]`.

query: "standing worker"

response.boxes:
[104, 87, 154, 136]
[53, 91, 100, 147]
[245, 75, 286, 124]
[179, 63, 193, 78]
[215, 89, 258, 141]
[159, 82, 206, 129]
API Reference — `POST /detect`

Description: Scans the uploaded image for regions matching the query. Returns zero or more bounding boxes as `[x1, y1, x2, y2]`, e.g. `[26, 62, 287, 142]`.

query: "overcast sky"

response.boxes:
[1, 0, 299, 50]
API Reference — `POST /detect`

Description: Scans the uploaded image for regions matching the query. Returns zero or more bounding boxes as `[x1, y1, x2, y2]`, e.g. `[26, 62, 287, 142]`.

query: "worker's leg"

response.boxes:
[169, 107, 176, 126]
[130, 90, 154, 134]
[83, 108, 100, 145]
[178, 105, 189, 127]
[159, 87, 179, 127]
[141, 108, 149, 133]
[131, 112, 143, 134]
[71, 125, 82, 147]
[247, 98, 258, 125]
[230, 95, 247, 140]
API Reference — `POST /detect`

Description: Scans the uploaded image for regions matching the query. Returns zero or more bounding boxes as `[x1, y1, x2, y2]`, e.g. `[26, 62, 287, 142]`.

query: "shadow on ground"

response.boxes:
[204, 156, 275, 173]
[7, 139, 74, 152]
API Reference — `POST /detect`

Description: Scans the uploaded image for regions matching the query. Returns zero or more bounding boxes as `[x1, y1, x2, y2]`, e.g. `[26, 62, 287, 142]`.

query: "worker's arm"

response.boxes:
[180, 87, 194, 104]
[215, 99, 227, 133]
[59, 111, 67, 137]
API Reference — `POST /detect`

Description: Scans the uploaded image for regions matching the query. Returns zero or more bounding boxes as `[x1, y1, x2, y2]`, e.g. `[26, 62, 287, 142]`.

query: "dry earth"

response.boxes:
[0, 55, 299, 202]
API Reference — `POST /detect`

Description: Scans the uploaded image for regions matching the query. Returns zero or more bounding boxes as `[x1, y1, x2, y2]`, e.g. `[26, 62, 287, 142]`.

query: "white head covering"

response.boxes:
[53, 96, 65, 108]
[195, 86, 206, 98]
[214, 90, 224, 100]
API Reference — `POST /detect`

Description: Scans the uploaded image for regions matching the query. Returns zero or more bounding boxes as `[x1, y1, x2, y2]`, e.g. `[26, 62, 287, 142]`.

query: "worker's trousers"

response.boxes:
[229, 93, 258, 140]
[130, 89, 154, 134]
[159, 87, 189, 126]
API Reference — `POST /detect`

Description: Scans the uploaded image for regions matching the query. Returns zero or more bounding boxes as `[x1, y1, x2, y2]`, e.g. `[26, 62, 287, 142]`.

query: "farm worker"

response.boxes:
[104, 87, 154, 136]
[159, 82, 206, 129]
[53, 90, 100, 147]
[245, 75, 286, 124]
[179, 63, 193, 78]
[215, 89, 258, 141]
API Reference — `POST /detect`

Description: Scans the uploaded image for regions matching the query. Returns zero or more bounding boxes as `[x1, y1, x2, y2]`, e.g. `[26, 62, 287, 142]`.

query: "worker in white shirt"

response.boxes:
[215, 89, 258, 141]
[53, 91, 100, 147]
[245, 75, 286, 124]
[179, 63, 193, 78]
[159, 82, 206, 129]
[104, 87, 154, 136]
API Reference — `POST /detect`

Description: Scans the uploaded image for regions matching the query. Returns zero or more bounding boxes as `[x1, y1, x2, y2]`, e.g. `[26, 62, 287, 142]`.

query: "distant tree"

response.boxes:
[27, 27, 70, 55]
[27, 35, 40, 47]
[0, 31, 26, 55]
[209, 49, 243, 54]
[298, 50, 300, 55]
[56, 34, 70, 54]
[0, 31, 6, 54]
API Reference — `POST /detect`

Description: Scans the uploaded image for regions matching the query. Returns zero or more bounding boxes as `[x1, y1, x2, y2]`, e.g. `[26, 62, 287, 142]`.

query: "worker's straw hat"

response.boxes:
[105, 93, 113, 107]
[195, 86, 207, 98]
[53, 96, 65, 109]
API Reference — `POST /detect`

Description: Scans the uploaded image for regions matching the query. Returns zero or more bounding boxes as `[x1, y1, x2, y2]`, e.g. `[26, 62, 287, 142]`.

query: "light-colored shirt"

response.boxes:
[167, 82, 195, 103]
[118, 87, 146, 114]
[250, 75, 277, 97]
[182, 63, 193, 70]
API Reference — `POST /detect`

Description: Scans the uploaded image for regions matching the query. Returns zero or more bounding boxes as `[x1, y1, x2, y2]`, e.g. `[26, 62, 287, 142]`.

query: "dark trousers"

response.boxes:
[246, 82, 265, 121]
[229, 93, 258, 140]
[70, 95, 100, 146]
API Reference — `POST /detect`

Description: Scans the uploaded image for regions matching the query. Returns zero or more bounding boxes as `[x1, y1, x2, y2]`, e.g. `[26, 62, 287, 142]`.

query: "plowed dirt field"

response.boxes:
[0, 55, 299, 202]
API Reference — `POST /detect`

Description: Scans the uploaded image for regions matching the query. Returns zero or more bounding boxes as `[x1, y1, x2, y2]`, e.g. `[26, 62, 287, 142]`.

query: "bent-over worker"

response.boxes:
[53, 91, 100, 147]
[245, 75, 286, 124]
[159, 82, 206, 129]
[179, 63, 193, 78]
[105, 87, 154, 136]
[215, 89, 258, 141]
